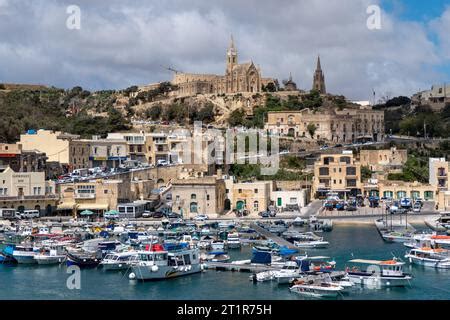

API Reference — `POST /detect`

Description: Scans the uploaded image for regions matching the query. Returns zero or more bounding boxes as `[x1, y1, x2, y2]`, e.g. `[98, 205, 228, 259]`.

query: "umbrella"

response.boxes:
[104, 210, 119, 218]
[80, 210, 94, 216]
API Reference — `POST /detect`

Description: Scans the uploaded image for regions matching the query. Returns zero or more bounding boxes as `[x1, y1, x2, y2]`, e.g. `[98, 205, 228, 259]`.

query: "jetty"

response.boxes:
[204, 261, 281, 272]
[249, 223, 298, 250]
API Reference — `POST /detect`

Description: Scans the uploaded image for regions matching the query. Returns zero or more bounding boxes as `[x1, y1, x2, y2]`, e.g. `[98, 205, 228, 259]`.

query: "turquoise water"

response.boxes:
[1, 224, 450, 300]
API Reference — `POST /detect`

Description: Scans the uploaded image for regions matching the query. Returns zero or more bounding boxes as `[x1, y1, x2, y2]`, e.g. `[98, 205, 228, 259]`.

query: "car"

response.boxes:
[194, 214, 209, 221]
[166, 212, 181, 219]
[260, 212, 270, 218]
[320, 145, 329, 150]
[346, 205, 357, 211]
[142, 211, 152, 218]
[152, 212, 164, 219]
[413, 204, 421, 213]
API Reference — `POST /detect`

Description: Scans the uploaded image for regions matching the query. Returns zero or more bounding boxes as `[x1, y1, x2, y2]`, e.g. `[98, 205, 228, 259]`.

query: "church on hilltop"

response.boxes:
[171, 36, 279, 97]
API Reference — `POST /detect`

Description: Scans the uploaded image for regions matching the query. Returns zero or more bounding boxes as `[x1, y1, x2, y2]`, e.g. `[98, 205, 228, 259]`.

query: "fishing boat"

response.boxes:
[381, 230, 414, 243]
[66, 249, 102, 268]
[12, 245, 40, 264]
[290, 278, 344, 298]
[0, 244, 16, 264]
[226, 232, 241, 249]
[128, 244, 202, 280]
[346, 258, 412, 288]
[405, 247, 450, 269]
[99, 251, 138, 271]
[34, 245, 66, 265]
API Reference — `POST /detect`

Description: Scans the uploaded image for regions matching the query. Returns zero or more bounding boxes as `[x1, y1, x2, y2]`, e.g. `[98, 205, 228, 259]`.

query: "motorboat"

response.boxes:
[200, 251, 230, 263]
[405, 247, 450, 269]
[425, 212, 450, 232]
[129, 244, 202, 280]
[66, 249, 102, 268]
[290, 278, 344, 298]
[293, 234, 329, 248]
[381, 230, 414, 243]
[250, 270, 276, 282]
[100, 251, 138, 271]
[211, 240, 226, 251]
[273, 261, 302, 284]
[226, 232, 241, 249]
[296, 256, 336, 273]
[292, 217, 306, 227]
[347, 258, 412, 288]
[198, 235, 213, 250]
[12, 245, 40, 264]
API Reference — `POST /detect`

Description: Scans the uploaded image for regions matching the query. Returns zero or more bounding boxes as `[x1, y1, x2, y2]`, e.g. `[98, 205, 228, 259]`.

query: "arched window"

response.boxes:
[191, 194, 196, 200]
[253, 201, 259, 212]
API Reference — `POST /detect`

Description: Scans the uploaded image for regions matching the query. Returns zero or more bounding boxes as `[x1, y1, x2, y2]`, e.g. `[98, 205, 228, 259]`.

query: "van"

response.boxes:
[20, 210, 40, 219]
[0, 208, 18, 219]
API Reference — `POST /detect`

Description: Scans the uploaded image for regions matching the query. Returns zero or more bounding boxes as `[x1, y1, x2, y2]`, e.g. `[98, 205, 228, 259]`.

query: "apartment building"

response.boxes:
[312, 151, 362, 199]
[0, 166, 58, 215]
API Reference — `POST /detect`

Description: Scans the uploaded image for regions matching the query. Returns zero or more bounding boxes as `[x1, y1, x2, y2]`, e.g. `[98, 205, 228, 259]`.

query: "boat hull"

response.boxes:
[406, 255, 450, 269]
[34, 255, 66, 265]
[290, 285, 342, 298]
[100, 262, 131, 271]
[13, 253, 37, 264]
[131, 264, 202, 280]
[347, 273, 411, 288]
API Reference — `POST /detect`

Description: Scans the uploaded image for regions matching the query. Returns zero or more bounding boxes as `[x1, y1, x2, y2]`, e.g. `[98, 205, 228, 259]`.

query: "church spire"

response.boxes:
[226, 34, 238, 74]
[316, 55, 322, 71]
[229, 34, 235, 50]
[312, 55, 326, 94]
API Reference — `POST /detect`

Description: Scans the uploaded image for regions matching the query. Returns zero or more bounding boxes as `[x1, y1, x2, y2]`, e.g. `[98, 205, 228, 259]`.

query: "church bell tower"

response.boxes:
[312, 55, 326, 94]
[226, 35, 238, 75]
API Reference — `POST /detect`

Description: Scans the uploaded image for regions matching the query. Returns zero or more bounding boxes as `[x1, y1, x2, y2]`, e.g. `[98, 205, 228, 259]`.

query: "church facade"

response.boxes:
[171, 37, 278, 97]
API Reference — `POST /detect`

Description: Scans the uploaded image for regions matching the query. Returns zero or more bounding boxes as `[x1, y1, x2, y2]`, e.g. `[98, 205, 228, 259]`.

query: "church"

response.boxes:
[171, 36, 278, 97]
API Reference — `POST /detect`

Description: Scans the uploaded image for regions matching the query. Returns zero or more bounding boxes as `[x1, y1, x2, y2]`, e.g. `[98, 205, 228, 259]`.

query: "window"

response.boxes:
[238, 189, 242, 193]
[319, 167, 329, 176]
[225, 189, 229, 194]
[289, 197, 297, 204]
[104, 190, 108, 194]
[253, 201, 259, 211]
[346, 167, 356, 175]
[346, 179, 357, 187]
[206, 195, 210, 201]
[254, 189, 258, 193]
[191, 194, 196, 200]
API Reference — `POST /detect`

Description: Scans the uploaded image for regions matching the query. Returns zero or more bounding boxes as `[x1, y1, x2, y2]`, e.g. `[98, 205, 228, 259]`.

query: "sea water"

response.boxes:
[1, 224, 449, 300]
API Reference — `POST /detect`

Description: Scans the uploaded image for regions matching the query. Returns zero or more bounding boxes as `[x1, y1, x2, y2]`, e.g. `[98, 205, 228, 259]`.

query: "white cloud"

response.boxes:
[0, 0, 447, 100]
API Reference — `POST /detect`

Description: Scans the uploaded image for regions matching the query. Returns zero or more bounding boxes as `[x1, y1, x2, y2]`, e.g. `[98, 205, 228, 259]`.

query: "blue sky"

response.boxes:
[382, 0, 449, 22]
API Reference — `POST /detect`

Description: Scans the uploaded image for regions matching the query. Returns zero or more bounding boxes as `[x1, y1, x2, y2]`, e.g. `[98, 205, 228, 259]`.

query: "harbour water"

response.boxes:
[1, 224, 450, 300]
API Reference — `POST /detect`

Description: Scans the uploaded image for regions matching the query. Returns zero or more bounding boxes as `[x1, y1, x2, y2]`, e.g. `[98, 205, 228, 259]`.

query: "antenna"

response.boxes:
[161, 65, 183, 74]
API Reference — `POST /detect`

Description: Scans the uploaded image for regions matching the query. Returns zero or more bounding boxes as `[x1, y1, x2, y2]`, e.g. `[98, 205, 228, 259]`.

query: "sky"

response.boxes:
[0, 0, 449, 101]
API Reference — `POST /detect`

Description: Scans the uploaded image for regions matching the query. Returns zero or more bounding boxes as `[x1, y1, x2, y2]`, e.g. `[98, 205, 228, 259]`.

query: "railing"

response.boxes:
[74, 193, 96, 199]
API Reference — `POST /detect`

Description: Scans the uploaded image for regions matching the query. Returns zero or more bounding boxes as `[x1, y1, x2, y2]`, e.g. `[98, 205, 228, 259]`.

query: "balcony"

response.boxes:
[0, 194, 59, 200]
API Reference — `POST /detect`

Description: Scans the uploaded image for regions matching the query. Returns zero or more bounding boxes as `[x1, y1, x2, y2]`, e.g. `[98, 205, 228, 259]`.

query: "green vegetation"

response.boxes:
[229, 163, 311, 181]
[361, 165, 373, 181]
[387, 155, 429, 183]
[0, 86, 130, 142]
[307, 123, 317, 138]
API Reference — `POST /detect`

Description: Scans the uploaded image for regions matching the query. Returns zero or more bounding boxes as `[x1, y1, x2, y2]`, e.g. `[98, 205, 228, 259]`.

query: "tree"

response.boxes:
[146, 104, 162, 120]
[196, 103, 215, 123]
[361, 166, 372, 181]
[265, 82, 277, 92]
[307, 123, 317, 138]
[228, 108, 246, 127]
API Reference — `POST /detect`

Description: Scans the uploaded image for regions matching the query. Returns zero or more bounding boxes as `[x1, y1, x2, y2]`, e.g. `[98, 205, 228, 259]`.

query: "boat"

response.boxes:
[200, 251, 230, 263]
[381, 230, 414, 243]
[34, 245, 66, 265]
[296, 256, 336, 273]
[211, 240, 225, 251]
[425, 212, 450, 232]
[99, 251, 138, 271]
[273, 261, 303, 284]
[0, 244, 16, 264]
[226, 232, 241, 249]
[290, 278, 344, 298]
[292, 217, 306, 226]
[128, 244, 202, 280]
[198, 235, 213, 250]
[293, 234, 329, 248]
[66, 250, 102, 268]
[250, 270, 276, 282]
[346, 258, 412, 288]
[405, 247, 450, 269]
[12, 245, 40, 264]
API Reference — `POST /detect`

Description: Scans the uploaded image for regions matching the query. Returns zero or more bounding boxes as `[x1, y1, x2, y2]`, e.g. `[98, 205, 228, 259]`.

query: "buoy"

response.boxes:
[129, 272, 136, 279]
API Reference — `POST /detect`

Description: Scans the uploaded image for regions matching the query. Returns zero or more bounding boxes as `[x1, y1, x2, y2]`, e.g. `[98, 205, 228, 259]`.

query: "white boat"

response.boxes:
[12, 245, 40, 264]
[425, 212, 450, 232]
[33, 245, 66, 265]
[129, 245, 202, 280]
[273, 261, 302, 284]
[226, 232, 241, 249]
[347, 258, 412, 288]
[294, 240, 329, 249]
[211, 240, 225, 251]
[100, 251, 138, 271]
[250, 270, 276, 282]
[381, 230, 414, 243]
[290, 279, 344, 298]
[405, 247, 450, 269]
[292, 217, 306, 226]
[200, 251, 230, 263]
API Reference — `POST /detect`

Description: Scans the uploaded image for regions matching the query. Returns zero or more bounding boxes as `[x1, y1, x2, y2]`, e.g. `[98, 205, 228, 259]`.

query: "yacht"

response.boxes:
[293, 237, 329, 249]
[347, 258, 412, 288]
[405, 247, 450, 269]
[100, 251, 138, 271]
[129, 244, 202, 280]
[211, 240, 226, 251]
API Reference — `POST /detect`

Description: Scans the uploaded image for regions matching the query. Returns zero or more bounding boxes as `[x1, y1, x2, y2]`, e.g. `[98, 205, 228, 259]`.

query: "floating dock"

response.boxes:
[249, 223, 298, 250]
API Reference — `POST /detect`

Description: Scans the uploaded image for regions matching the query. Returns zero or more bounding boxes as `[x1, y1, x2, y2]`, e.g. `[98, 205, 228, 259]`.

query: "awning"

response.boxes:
[77, 203, 109, 211]
[57, 202, 77, 210]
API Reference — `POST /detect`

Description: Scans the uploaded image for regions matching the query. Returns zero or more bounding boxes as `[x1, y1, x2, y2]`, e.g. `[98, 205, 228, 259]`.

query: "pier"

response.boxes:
[204, 261, 281, 272]
[249, 223, 298, 250]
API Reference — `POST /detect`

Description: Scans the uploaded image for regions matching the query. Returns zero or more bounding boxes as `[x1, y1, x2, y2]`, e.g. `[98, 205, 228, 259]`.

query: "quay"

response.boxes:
[204, 261, 280, 272]
[249, 222, 298, 250]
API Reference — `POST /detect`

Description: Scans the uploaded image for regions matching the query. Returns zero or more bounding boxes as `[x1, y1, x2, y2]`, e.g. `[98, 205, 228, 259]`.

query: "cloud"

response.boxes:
[0, 0, 448, 100]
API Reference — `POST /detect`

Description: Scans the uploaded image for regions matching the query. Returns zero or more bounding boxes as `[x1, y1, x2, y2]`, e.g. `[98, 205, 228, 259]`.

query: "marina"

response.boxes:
[1, 217, 450, 300]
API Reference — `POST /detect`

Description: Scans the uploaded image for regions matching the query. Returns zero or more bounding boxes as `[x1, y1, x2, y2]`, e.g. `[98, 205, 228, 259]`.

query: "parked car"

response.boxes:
[152, 212, 164, 219]
[20, 210, 40, 219]
[166, 212, 181, 219]
[413, 203, 421, 213]
[194, 214, 209, 221]
[142, 211, 152, 218]
[260, 211, 270, 218]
